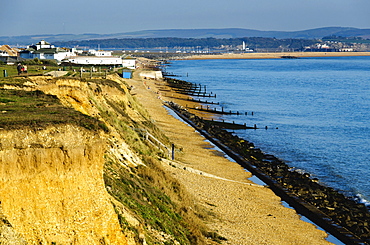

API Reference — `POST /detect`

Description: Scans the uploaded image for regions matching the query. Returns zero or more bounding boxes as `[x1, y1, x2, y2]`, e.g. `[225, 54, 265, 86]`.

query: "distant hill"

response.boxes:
[1, 27, 370, 46]
[109, 27, 370, 39]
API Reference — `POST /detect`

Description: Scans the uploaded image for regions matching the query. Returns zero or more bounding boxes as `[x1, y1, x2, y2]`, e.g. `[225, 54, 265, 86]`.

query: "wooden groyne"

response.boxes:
[164, 77, 216, 98]
[165, 101, 370, 245]
[187, 104, 247, 115]
[187, 98, 219, 105]
[179, 91, 216, 98]
[203, 119, 254, 129]
[164, 77, 270, 130]
[157, 94, 220, 105]
[164, 77, 239, 114]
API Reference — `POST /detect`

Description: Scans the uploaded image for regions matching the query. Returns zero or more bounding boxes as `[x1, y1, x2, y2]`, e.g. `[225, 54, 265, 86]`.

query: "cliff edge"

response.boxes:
[0, 73, 209, 245]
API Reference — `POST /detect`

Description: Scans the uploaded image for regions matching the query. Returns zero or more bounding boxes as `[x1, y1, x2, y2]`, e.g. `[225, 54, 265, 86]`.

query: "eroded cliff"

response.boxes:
[0, 75, 144, 244]
[0, 74, 207, 245]
[0, 125, 127, 244]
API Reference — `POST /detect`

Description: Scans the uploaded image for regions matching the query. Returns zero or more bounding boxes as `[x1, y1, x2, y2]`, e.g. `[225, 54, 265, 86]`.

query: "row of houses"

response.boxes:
[0, 45, 22, 65]
[0, 40, 136, 69]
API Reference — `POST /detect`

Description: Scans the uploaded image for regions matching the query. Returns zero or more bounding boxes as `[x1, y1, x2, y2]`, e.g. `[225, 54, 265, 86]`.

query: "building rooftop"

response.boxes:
[0, 45, 18, 56]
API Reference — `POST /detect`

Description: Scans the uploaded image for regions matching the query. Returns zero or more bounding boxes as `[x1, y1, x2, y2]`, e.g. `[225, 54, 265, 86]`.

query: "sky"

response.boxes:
[1, 0, 370, 36]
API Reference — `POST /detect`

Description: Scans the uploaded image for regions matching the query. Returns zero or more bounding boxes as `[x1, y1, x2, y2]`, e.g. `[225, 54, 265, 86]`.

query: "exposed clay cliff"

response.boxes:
[0, 125, 127, 244]
[0, 74, 207, 244]
[0, 75, 143, 244]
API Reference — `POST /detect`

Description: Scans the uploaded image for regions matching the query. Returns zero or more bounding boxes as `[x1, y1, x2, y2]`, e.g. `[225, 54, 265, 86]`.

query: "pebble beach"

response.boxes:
[125, 68, 333, 245]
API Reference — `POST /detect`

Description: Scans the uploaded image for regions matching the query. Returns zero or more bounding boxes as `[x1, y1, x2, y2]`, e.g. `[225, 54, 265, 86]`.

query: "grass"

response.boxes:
[88, 78, 171, 157]
[0, 64, 58, 77]
[0, 89, 107, 131]
[0, 63, 116, 79]
[104, 156, 208, 245]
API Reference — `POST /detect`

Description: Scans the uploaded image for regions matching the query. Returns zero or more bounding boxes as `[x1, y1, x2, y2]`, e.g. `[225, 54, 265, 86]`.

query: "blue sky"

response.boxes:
[1, 0, 370, 36]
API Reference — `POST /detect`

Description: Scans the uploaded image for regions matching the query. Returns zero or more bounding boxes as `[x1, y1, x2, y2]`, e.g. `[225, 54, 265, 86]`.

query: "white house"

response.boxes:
[35, 40, 54, 49]
[19, 40, 76, 62]
[63, 56, 122, 65]
[0, 45, 21, 64]
[0, 45, 19, 57]
[62, 56, 136, 69]
[121, 58, 136, 69]
[0, 50, 8, 57]
[88, 49, 112, 56]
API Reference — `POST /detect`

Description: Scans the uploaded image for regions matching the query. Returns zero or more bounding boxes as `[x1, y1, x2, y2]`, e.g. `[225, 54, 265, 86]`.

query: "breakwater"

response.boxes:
[164, 98, 370, 244]
[163, 77, 259, 128]
[163, 77, 216, 98]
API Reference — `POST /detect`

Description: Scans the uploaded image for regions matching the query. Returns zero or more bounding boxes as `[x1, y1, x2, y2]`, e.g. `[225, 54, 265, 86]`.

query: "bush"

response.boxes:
[21, 58, 58, 66]
[41, 59, 59, 66]
[22, 58, 40, 65]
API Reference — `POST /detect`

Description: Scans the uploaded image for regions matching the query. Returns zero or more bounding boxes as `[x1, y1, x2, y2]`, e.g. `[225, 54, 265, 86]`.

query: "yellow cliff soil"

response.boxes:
[0, 76, 142, 244]
[0, 125, 127, 244]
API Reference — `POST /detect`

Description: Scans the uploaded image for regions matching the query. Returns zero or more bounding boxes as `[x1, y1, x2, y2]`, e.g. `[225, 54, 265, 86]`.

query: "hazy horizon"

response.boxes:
[1, 26, 368, 38]
[2, 0, 370, 36]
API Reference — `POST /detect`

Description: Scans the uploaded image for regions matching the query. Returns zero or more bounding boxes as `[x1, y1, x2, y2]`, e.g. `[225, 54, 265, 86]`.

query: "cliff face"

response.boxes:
[0, 75, 140, 244]
[0, 74, 203, 245]
[0, 125, 128, 244]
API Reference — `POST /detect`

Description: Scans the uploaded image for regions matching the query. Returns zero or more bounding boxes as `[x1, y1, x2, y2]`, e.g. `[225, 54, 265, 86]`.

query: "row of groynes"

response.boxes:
[162, 76, 370, 245]
[163, 77, 261, 128]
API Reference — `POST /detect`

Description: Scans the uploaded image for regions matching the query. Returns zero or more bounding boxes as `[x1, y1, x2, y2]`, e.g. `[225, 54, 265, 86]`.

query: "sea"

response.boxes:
[164, 56, 370, 206]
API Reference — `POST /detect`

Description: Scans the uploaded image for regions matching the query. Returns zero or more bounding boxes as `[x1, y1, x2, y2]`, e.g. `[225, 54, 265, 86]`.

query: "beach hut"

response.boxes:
[122, 70, 132, 79]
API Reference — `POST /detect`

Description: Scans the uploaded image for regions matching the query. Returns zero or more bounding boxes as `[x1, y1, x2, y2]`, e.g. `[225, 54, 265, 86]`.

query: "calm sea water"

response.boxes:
[165, 56, 370, 205]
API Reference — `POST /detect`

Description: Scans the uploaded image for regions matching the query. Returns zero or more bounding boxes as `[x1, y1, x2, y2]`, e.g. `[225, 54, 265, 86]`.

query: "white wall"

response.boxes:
[139, 71, 163, 80]
[122, 59, 136, 69]
[88, 49, 112, 56]
[0, 51, 9, 57]
[64, 57, 125, 65]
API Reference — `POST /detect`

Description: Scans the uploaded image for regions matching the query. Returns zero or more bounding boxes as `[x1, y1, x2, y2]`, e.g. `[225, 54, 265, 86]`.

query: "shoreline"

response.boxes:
[164, 100, 362, 245]
[160, 75, 370, 244]
[126, 69, 334, 244]
[182, 51, 370, 60]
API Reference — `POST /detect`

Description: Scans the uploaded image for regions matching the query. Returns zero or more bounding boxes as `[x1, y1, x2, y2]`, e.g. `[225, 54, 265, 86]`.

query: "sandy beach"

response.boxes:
[184, 51, 370, 60]
[125, 68, 335, 244]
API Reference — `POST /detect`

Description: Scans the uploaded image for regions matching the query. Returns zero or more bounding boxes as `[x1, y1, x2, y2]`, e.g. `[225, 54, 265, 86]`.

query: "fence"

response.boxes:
[134, 128, 174, 159]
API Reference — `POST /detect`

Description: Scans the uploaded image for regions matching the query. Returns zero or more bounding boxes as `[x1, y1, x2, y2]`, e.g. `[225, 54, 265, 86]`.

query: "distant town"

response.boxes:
[1, 35, 370, 66]
[0, 40, 136, 68]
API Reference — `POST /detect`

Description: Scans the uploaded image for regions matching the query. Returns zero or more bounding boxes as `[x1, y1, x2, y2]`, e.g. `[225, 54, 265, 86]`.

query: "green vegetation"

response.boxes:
[87, 77, 220, 244]
[0, 89, 106, 131]
[87, 78, 170, 157]
[0, 60, 59, 77]
[21, 58, 59, 66]
[105, 157, 207, 244]
[0, 61, 118, 79]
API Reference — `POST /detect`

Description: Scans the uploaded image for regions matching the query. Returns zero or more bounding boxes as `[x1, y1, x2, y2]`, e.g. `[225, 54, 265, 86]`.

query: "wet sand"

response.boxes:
[125, 70, 333, 244]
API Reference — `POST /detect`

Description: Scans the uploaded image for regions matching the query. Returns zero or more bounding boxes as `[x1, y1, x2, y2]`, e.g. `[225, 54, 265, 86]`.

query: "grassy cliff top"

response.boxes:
[0, 88, 105, 131]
